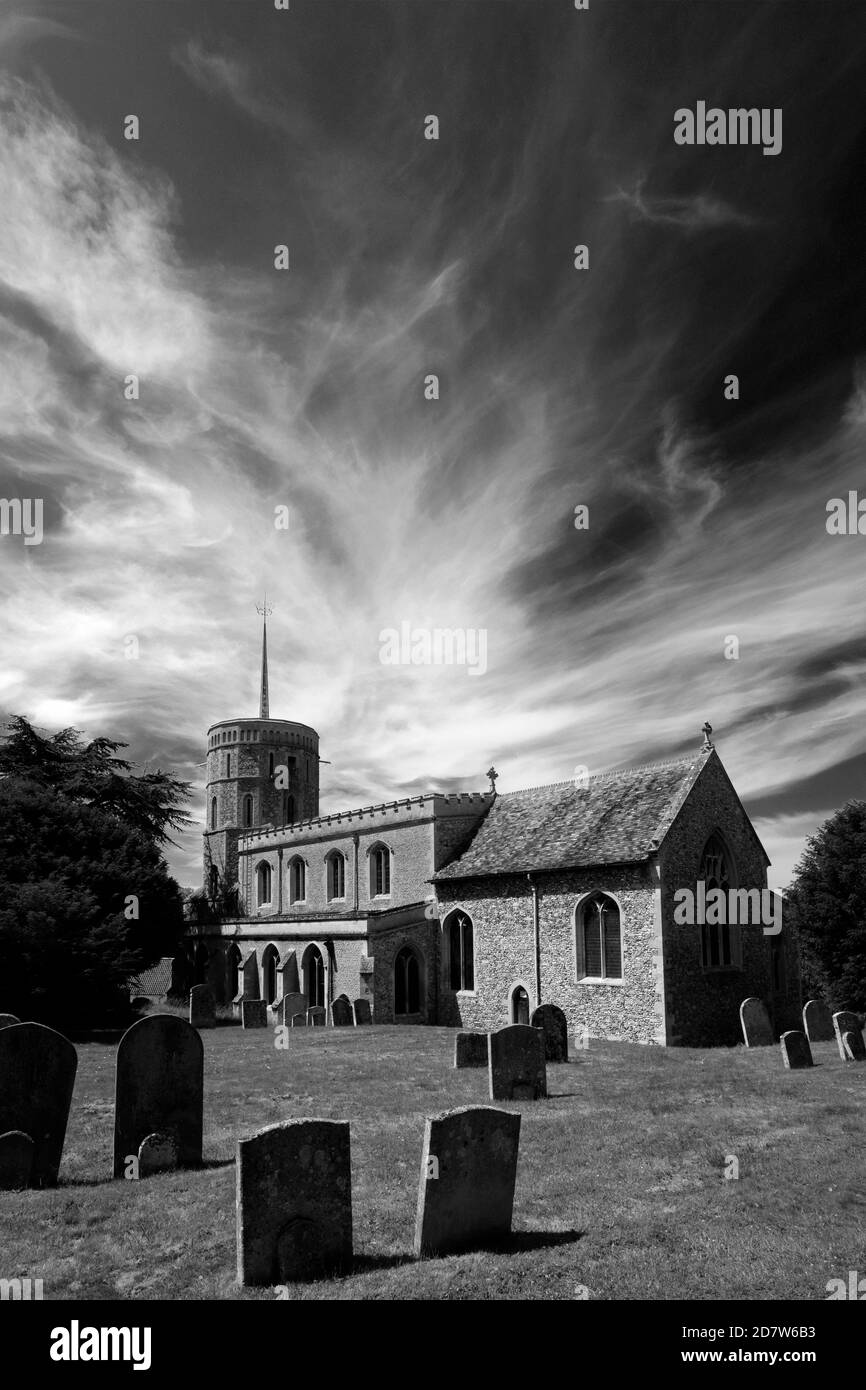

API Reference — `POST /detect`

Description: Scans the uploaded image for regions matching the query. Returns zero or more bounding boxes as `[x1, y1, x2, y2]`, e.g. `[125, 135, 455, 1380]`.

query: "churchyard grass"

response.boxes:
[0, 1024, 863, 1300]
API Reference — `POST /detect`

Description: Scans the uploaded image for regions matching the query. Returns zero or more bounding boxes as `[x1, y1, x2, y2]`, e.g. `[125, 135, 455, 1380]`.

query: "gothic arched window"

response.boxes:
[446, 911, 474, 991]
[395, 947, 421, 1016]
[256, 861, 272, 907]
[511, 985, 530, 1024]
[289, 857, 306, 904]
[210, 797, 217, 830]
[700, 834, 735, 969]
[371, 845, 391, 897]
[243, 795, 253, 828]
[579, 894, 622, 980]
[326, 851, 346, 901]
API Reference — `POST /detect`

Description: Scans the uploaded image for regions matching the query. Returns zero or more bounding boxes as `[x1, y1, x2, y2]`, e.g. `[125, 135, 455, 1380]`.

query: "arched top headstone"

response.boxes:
[0, 1023, 77, 1187]
[530, 1004, 569, 1062]
[113, 1015, 203, 1178]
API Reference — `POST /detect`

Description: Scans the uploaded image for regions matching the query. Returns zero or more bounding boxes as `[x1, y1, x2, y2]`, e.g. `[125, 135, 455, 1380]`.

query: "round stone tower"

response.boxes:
[202, 608, 320, 898]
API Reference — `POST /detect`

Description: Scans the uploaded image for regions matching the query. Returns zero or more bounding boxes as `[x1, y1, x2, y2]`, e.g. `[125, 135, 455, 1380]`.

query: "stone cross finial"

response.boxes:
[486, 766, 498, 795]
[701, 721, 714, 750]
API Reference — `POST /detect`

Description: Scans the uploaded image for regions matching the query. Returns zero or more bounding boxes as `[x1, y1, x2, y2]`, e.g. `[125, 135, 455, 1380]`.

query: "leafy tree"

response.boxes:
[0, 717, 191, 1027]
[784, 800, 866, 1013]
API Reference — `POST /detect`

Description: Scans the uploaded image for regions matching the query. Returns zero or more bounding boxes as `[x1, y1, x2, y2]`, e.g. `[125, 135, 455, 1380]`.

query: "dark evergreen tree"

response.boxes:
[785, 800, 866, 1013]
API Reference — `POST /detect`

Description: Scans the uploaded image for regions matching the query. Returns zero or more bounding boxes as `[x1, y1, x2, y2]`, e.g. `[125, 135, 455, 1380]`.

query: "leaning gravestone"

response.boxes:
[530, 1004, 569, 1062]
[236, 1119, 353, 1285]
[0, 1014, 20, 1030]
[352, 999, 372, 1025]
[138, 1131, 179, 1176]
[307, 1007, 326, 1027]
[833, 1011, 866, 1062]
[113, 1015, 203, 1178]
[489, 1024, 547, 1101]
[780, 1030, 813, 1070]
[242, 1000, 268, 1029]
[189, 984, 216, 1030]
[739, 997, 773, 1047]
[331, 996, 353, 1027]
[0, 1023, 77, 1187]
[454, 1032, 489, 1069]
[803, 999, 834, 1043]
[0, 1131, 35, 1190]
[414, 1106, 521, 1257]
[279, 993, 307, 1026]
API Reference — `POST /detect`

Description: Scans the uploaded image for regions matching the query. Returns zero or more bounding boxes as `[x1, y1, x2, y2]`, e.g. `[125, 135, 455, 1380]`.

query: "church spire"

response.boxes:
[256, 596, 272, 718]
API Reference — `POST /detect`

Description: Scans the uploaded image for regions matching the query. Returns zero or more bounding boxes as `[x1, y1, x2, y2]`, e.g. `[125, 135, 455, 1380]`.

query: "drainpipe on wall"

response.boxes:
[527, 872, 541, 1008]
[352, 833, 360, 913]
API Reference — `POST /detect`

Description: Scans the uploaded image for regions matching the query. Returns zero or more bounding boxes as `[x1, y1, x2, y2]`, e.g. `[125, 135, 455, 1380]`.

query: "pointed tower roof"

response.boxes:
[256, 597, 272, 719]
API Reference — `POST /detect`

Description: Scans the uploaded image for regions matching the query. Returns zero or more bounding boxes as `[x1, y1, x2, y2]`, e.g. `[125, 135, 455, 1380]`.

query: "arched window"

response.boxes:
[446, 910, 474, 991]
[285, 794, 295, 824]
[511, 985, 530, 1024]
[326, 851, 346, 901]
[256, 861, 272, 907]
[289, 857, 306, 904]
[208, 865, 219, 900]
[579, 894, 622, 980]
[268, 752, 275, 777]
[303, 945, 325, 1008]
[371, 845, 391, 897]
[243, 795, 253, 828]
[210, 797, 217, 830]
[700, 834, 734, 969]
[226, 752, 231, 778]
[395, 947, 421, 1016]
[262, 945, 279, 1005]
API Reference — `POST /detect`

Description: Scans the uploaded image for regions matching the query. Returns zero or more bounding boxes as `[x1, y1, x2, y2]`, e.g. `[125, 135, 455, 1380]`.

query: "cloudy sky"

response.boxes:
[1, 0, 865, 890]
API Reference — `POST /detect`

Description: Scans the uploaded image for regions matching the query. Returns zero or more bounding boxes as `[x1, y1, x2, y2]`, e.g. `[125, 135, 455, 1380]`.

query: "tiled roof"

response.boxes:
[433, 754, 709, 880]
[129, 957, 175, 996]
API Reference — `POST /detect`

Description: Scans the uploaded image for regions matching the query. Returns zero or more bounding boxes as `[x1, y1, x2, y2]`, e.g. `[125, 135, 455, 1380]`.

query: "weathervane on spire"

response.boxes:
[256, 595, 272, 719]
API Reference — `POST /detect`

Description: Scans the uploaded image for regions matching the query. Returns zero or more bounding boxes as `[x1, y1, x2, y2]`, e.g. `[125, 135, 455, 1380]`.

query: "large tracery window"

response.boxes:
[579, 894, 622, 980]
[447, 911, 475, 991]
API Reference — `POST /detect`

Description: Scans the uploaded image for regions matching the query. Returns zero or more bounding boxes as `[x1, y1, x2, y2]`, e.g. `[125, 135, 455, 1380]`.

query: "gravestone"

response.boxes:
[352, 999, 372, 1026]
[113, 1015, 203, 1178]
[739, 997, 773, 1047]
[0, 1022, 77, 1187]
[833, 1011, 866, 1062]
[530, 1004, 569, 1062]
[331, 996, 354, 1027]
[242, 1000, 268, 1029]
[236, 1119, 353, 1285]
[802, 999, 834, 1043]
[307, 1007, 326, 1027]
[414, 1106, 521, 1257]
[489, 1024, 547, 1101]
[279, 993, 306, 1026]
[780, 1030, 813, 1070]
[138, 1131, 179, 1176]
[0, 1014, 20, 1030]
[0, 1131, 34, 1190]
[189, 984, 216, 1030]
[290, 1013, 307, 1028]
[454, 1032, 489, 1069]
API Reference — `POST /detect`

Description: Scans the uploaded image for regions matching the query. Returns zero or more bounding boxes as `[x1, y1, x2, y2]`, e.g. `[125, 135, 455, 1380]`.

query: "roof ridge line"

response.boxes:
[499, 756, 700, 797]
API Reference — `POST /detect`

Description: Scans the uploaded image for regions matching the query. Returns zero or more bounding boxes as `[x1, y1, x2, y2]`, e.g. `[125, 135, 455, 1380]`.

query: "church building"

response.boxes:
[186, 617, 800, 1047]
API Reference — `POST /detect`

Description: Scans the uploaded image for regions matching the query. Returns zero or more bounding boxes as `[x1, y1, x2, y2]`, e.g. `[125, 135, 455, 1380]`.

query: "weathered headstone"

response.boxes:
[802, 998, 834, 1043]
[352, 999, 372, 1026]
[290, 1013, 307, 1028]
[331, 996, 353, 1027]
[0, 1014, 20, 1030]
[739, 997, 773, 1047]
[0, 1131, 34, 1190]
[279, 993, 306, 1026]
[242, 1000, 268, 1029]
[307, 1007, 326, 1027]
[414, 1106, 521, 1257]
[489, 1024, 547, 1101]
[454, 1032, 489, 1069]
[780, 1030, 813, 1070]
[0, 1023, 77, 1187]
[189, 984, 216, 1030]
[113, 1015, 203, 1178]
[138, 1131, 179, 1176]
[236, 1119, 353, 1286]
[530, 1004, 569, 1062]
[833, 1011, 866, 1062]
